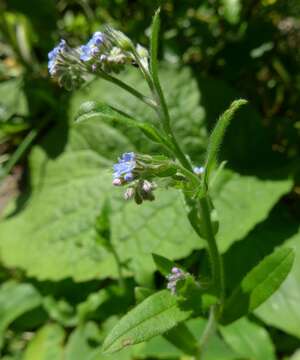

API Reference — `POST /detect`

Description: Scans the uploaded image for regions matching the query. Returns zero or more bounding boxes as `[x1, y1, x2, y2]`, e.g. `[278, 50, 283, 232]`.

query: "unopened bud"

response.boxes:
[112, 178, 122, 186]
[142, 180, 153, 192]
[124, 187, 135, 200]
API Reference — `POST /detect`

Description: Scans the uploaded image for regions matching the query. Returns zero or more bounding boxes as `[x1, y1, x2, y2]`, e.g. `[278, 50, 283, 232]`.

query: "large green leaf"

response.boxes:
[220, 318, 276, 360]
[102, 290, 192, 353]
[0, 78, 28, 122]
[213, 170, 292, 252]
[0, 65, 292, 282]
[187, 318, 239, 360]
[64, 322, 102, 360]
[0, 119, 199, 281]
[0, 281, 41, 348]
[69, 66, 208, 160]
[223, 204, 299, 293]
[255, 230, 300, 339]
[221, 247, 294, 324]
[23, 324, 65, 360]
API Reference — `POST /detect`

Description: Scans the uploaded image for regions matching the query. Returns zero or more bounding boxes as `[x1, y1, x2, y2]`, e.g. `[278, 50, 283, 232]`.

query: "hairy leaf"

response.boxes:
[203, 99, 247, 188]
[23, 324, 65, 360]
[0, 282, 41, 348]
[75, 101, 167, 145]
[102, 290, 192, 353]
[69, 66, 207, 159]
[220, 318, 275, 360]
[255, 230, 300, 339]
[221, 247, 295, 324]
[152, 253, 176, 276]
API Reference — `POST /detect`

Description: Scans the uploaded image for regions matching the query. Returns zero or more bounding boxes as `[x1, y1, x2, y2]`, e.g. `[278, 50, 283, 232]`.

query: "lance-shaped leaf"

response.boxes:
[150, 8, 161, 82]
[134, 283, 198, 356]
[221, 247, 294, 325]
[203, 99, 247, 189]
[75, 101, 168, 146]
[102, 289, 192, 353]
[0, 281, 41, 348]
[152, 253, 176, 276]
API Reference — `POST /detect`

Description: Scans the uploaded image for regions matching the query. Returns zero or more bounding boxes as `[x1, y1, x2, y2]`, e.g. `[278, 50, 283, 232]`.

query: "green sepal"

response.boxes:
[152, 253, 176, 276]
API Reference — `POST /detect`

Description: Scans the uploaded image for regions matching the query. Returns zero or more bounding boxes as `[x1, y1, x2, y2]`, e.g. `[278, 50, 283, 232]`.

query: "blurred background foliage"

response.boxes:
[0, 0, 300, 359]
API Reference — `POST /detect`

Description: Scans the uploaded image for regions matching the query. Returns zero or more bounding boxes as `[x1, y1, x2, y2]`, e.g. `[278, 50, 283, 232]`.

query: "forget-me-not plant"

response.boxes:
[48, 8, 294, 359]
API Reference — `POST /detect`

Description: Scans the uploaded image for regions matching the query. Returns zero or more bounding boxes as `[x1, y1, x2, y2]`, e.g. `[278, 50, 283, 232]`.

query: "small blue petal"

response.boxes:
[124, 172, 134, 182]
[122, 152, 135, 162]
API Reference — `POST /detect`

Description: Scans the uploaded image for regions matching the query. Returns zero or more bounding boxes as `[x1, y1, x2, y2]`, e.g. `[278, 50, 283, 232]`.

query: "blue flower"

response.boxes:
[113, 152, 136, 183]
[80, 32, 105, 62]
[193, 166, 204, 175]
[48, 39, 66, 75]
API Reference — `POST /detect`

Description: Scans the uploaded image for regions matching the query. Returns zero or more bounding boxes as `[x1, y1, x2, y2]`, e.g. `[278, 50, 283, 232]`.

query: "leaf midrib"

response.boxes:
[104, 295, 185, 351]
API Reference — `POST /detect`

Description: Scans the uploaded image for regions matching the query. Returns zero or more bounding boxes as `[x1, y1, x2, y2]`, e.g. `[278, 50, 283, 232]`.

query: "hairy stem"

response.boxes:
[198, 197, 225, 305]
[196, 305, 217, 359]
[0, 117, 49, 182]
[110, 245, 125, 291]
[99, 71, 157, 109]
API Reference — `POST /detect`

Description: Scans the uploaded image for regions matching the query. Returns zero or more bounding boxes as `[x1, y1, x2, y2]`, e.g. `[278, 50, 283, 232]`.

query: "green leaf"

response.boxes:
[0, 66, 292, 282]
[64, 322, 102, 360]
[220, 318, 276, 360]
[221, 247, 295, 324]
[152, 253, 176, 276]
[0, 281, 41, 348]
[42, 296, 77, 327]
[187, 318, 239, 360]
[203, 99, 247, 188]
[23, 324, 65, 360]
[150, 8, 160, 81]
[290, 350, 300, 360]
[75, 101, 167, 145]
[102, 289, 192, 353]
[134, 287, 155, 304]
[95, 199, 111, 248]
[69, 66, 207, 159]
[164, 322, 198, 356]
[213, 169, 293, 252]
[255, 230, 300, 339]
[221, 0, 241, 24]
[134, 285, 198, 356]
[0, 78, 28, 123]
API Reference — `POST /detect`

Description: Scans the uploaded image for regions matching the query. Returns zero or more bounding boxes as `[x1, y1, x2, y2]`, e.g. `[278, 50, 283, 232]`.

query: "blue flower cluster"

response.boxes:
[113, 152, 136, 183]
[48, 39, 66, 75]
[80, 32, 105, 62]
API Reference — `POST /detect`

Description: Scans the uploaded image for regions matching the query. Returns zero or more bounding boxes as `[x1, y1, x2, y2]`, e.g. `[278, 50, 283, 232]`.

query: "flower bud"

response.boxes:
[104, 26, 134, 52]
[142, 180, 153, 192]
[124, 187, 135, 200]
[112, 178, 122, 186]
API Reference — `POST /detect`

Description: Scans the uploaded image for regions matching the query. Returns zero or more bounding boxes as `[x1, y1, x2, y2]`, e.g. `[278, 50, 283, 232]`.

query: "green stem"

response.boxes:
[99, 71, 157, 109]
[198, 197, 225, 306]
[110, 245, 125, 291]
[149, 74, 192, 170]
[196, 305, 217, 359]
[0, 118, 49, 182]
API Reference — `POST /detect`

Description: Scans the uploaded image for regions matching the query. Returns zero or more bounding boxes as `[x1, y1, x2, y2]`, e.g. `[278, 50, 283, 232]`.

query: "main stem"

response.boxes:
[198, 197, 225, 307]
[151, 67, 225, 353]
